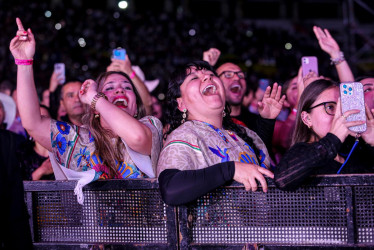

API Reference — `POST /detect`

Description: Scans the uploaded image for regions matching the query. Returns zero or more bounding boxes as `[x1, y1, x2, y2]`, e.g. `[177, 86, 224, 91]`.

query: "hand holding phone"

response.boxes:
[54, 63, 65, 85]
[112, 48, 126, 61]
[301, 56, 318, 78]
[340, 82, 367, 133]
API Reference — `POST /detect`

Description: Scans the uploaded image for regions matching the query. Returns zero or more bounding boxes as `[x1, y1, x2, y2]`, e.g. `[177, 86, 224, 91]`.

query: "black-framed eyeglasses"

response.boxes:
[307, 101, 337, 116]
[218, 71, 246, 79]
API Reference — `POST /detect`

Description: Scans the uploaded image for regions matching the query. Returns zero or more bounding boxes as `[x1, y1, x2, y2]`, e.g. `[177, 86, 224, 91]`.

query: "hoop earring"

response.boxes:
[95, 114, 100, 119]
[181, 109, 187, 123]
[222, 110, 226, 117]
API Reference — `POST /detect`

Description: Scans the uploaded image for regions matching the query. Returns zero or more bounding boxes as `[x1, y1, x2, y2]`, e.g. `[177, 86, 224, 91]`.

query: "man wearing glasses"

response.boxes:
[216, 62, 278, 156]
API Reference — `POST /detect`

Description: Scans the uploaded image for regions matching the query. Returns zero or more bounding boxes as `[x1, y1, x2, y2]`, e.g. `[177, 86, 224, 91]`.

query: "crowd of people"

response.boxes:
[1, 11, 374, 249]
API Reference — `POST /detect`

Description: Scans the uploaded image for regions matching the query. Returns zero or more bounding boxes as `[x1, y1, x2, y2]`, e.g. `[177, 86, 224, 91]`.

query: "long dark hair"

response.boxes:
[164, 60, 261, 159]
[82, 71, 145, 178]
[292, 79, 338, 145]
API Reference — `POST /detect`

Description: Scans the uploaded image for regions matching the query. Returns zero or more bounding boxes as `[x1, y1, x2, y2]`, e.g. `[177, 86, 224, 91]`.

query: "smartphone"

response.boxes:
[301, 56, 318, 77]
[112, 48, 126, 60]
[54, 63, 65, 85]
[340, 82, 367, 133]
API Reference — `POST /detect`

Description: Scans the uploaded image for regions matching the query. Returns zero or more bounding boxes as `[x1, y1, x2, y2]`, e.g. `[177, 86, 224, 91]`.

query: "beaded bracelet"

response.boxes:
[130, 71, 136, 79]
[90, 92, 107, 111]
[330, 51, 345, 65]
[15, 59, 33, 65]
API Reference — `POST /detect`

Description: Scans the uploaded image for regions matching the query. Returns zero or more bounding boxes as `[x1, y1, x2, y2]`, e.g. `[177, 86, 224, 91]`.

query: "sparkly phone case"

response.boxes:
[340, 82, 367, 133]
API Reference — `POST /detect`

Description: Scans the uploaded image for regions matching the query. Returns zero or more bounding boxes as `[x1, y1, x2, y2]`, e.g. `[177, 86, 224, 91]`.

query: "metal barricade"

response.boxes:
[24, 179, 178, 249]
[24, 175, 374, 249]
[178, 175, 374, 249]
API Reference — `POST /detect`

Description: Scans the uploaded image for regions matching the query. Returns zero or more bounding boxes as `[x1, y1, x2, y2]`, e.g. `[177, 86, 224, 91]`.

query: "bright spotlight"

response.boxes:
[78, 38, 86, 47]
[55, 23, 62, 30]
[118, 1, 128, 9]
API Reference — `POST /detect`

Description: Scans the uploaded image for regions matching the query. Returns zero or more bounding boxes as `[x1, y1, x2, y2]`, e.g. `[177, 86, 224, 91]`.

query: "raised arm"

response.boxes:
[9, 18, 51, 151]
[79, 79, 153, 155]
[313, 26, 354, 82]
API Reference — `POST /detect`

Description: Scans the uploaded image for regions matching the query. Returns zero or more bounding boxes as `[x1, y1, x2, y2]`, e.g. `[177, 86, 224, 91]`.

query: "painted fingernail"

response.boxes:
[23, 31, 27, 34]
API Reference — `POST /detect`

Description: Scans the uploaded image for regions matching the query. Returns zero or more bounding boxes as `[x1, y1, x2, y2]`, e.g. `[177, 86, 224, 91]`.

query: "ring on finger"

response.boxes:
[342, 114, 347, 119]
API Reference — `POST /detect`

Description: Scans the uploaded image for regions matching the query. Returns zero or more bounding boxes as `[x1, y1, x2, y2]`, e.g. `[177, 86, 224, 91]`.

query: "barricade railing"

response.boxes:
[24, 174, 374, 249]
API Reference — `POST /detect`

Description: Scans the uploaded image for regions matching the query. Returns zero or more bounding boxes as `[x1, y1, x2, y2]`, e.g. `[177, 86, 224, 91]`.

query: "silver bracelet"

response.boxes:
[330, 51, 345, 65]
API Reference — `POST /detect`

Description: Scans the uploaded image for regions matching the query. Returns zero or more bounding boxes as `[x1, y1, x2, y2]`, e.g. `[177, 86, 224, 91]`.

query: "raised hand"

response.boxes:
[303, 71, 324, 87]
[49, 71, 65, 92]
[106, 55, 133, 75]
[203, 48, 221, 66]
[329, 98, 365, 142]
[233, 162, 274, 192]
[361, 104, 374, 146]
[258, 82, 286, 119]
[9, 18, 35, 60]
[313, 26, 341, 59]
[79, 79, 99, 105]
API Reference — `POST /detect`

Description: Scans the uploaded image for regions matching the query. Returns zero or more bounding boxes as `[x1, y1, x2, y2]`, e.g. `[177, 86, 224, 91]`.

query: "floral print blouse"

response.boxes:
[51, 116, 163, 181]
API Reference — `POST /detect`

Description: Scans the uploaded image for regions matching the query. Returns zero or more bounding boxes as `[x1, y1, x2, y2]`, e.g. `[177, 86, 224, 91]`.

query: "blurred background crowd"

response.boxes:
[1, 0, 373, 101]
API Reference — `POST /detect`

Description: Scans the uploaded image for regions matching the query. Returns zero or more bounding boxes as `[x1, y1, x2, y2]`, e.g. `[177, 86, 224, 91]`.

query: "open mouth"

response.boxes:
[202, 84, 217, 96]
[113, 97, 128, 108]
[230, 84, 242, 94]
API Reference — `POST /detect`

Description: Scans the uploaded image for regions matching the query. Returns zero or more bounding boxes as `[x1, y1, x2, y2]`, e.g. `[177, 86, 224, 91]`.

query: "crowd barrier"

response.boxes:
[23, 174, 374, 249]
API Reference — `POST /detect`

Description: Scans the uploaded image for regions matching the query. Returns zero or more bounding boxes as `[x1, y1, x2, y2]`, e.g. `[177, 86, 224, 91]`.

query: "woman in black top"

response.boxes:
[274, 79, 374, 190]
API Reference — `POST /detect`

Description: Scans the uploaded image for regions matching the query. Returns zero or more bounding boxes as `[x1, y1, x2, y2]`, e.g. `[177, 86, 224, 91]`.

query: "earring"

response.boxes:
[181, 109, 187, 123]
[307, 124, 312, 129]
[134, 113, 138, 118]
[222, 110, 226, 117]
[95, 114, 100, 119]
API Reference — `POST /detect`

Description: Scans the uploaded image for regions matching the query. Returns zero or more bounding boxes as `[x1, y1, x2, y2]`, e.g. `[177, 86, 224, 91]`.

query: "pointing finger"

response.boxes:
[16, 17, 25, 31]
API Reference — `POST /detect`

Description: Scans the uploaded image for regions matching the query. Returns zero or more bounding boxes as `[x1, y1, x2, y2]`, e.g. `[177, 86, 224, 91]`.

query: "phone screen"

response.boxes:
[113, 48, 126, 60]
[54, 63, 65, 85]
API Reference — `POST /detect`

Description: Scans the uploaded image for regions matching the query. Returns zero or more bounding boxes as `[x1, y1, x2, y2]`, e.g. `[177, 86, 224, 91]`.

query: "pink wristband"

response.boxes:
[130, 71, 136, 79]
[15, 59, 33, 65]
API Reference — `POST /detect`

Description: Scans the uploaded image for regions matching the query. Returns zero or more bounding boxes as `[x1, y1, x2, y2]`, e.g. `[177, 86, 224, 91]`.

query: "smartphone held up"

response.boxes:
[54, 63, 65, 85]
[113, 48, 126, 61]
[301, 56, 318, 78]
[340, 82, 367, 133]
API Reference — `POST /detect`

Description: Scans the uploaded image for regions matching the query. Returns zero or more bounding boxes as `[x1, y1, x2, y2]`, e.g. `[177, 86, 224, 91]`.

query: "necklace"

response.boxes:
[202, 122, 229, 143]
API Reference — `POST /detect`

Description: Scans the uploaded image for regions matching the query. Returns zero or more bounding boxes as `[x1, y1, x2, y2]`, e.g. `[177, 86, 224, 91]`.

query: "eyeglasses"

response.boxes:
[307, 101, 337, 116]
[218, 71, 246, 79]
